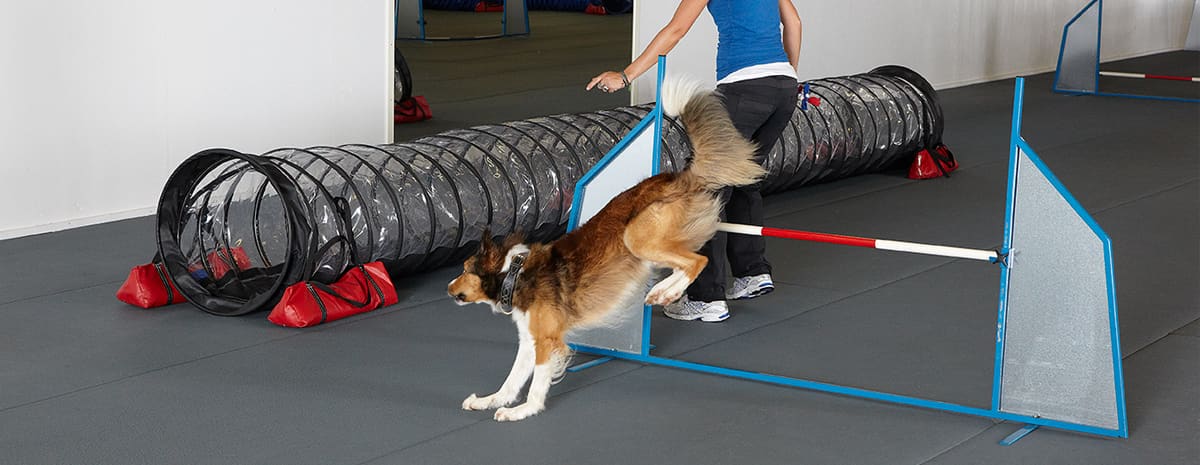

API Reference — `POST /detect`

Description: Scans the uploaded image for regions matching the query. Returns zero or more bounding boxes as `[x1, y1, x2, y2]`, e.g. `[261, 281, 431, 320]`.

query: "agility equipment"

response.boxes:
[394, 46, 433, 123]
[267, 262, 399, 328]
[396, 0, 530, 41]
[1054, 0, 1199, 103]
[714, 224, 997, 262]
[150, 61, 943, 317]
[395, 46, 413, 102]
[907, 144, 957, 179]
[567, 65, 1126, 442]
[116, 259, 186, 308]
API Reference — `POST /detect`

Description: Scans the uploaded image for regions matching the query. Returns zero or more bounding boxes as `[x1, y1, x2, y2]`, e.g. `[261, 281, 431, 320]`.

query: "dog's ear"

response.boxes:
[501, 230, 526, 250]
[478, 228, 495, 253]
[476, 228, 505, 269]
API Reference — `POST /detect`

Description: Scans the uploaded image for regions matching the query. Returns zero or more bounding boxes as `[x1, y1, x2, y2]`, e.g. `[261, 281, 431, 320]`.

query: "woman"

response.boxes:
[588, 0, 802, 322]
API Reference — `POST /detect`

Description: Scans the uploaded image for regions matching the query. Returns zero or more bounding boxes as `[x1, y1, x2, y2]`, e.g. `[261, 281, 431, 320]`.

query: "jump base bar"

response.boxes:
[569, 344, 1124, 439]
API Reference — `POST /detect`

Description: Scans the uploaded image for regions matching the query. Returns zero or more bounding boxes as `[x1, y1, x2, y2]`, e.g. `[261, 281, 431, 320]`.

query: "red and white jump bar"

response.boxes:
[1099, 71, 1200, 82]
[717, 222, 999, 263]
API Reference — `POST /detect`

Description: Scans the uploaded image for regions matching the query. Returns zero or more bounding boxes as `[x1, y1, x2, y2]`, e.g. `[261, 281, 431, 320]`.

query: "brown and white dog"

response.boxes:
[446, 79, 765, 421]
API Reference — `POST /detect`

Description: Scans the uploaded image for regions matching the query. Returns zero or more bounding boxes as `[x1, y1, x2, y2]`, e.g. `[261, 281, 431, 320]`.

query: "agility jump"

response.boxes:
[1054, 0, 1199, 103]
[567, 59, 1126, 444]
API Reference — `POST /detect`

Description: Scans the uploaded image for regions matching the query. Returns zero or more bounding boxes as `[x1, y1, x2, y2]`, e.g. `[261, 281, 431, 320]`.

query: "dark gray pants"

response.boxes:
[687, 75, 798, 302]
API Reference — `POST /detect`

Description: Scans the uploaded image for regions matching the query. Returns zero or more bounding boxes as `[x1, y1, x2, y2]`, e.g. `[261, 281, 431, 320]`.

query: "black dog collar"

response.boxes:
[497, 252, 527, 315]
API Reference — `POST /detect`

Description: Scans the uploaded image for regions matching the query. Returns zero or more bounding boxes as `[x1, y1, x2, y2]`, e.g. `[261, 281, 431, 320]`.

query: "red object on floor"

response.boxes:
[268, 262, 399, 328]
[475, 1, 503, 12]
[585, 4, 606, 15]
[205, 246, 253, 280]
[395, 96, 432, 124]
[117, 262, 186, 308]
[908, 144, 958, 179]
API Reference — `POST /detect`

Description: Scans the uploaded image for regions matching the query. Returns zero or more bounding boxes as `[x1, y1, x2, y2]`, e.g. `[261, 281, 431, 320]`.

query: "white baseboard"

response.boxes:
[0, 207, 156, 241]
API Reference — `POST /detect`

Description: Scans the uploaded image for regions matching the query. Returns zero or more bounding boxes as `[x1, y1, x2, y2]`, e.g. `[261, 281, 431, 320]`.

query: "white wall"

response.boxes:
[1187, 0, 1200, 50]
[631, 0, 1195, 103]
[0, 0, 394, 240]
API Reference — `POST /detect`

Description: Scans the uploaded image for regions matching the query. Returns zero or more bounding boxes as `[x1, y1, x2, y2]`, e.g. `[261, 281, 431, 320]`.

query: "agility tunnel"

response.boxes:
[1054, 0, 1199, 103]
[566, 69, 1126, 443]
[150, 65, 945, 317]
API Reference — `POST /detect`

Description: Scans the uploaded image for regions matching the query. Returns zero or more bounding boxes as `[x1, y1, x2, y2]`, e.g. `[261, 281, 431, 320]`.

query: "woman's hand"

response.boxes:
[587, 71, 627, 93]
[586, 0, 707, 94]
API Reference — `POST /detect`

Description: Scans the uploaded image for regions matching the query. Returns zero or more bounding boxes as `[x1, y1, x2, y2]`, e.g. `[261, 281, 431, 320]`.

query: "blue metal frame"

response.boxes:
[1093, 91, 1200, 104]
[501, 0, 532, 37]
[991, 78, 1025, 411]
[643, 56, 667, 355]
[1053, 0, 1199, 103]
[419, 1, 427, 40]
[1001, 424, 1041, 446]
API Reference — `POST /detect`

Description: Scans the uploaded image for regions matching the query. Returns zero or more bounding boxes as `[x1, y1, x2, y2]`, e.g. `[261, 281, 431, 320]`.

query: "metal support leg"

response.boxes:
[568, 345, 654, 373]
[1000, 424, 1040, 446]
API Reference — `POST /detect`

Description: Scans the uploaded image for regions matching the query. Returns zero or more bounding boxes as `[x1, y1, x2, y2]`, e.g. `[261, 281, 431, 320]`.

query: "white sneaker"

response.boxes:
[663, 297, 729, 322]
[726, 274, 775, 300]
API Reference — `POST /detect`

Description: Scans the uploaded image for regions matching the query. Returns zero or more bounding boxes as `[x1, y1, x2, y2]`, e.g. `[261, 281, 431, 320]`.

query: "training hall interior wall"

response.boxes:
[2, 0, 1193, 240]
[631, 0, 1196, 103]
[0, 0, 394, 240]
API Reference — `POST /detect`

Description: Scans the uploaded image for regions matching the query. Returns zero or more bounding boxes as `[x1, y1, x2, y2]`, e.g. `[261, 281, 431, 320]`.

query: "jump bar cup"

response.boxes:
[267, 262, 399, 328]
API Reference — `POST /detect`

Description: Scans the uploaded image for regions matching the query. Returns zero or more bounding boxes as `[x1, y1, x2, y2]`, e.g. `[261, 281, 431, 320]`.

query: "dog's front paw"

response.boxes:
[458, 393, 496, 409]
[494, 403, 544, 422]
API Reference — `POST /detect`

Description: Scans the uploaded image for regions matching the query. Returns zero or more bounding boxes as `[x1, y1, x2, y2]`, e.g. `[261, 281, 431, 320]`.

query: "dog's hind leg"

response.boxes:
[641, 249, 707, 305]
[646, 268, 691, 305]
[463, 312, 535, 411]
[625, 205, 710, 306]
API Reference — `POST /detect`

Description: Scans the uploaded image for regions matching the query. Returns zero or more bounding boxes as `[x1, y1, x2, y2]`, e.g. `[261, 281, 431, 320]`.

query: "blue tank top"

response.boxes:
[707, 0, 789, 81]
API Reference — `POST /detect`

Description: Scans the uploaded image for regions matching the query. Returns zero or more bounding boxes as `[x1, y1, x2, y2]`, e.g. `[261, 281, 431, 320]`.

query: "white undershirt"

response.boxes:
[717, 62, 797, 85]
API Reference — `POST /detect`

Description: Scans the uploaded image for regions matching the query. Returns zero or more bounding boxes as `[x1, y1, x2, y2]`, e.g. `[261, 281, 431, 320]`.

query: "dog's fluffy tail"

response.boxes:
[661, 77, 766, 191]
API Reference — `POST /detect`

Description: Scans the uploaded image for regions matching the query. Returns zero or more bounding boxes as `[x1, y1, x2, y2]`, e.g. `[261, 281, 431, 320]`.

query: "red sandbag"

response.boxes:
[908, 144, 958, 179]
[207, 246, 252, 280]
[183, 246, 253, 281]
[117, 262, 186, 309]
[394, 96, 432, 124]
[474, 0, 503, 12]
[268, 262, 399, 328]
